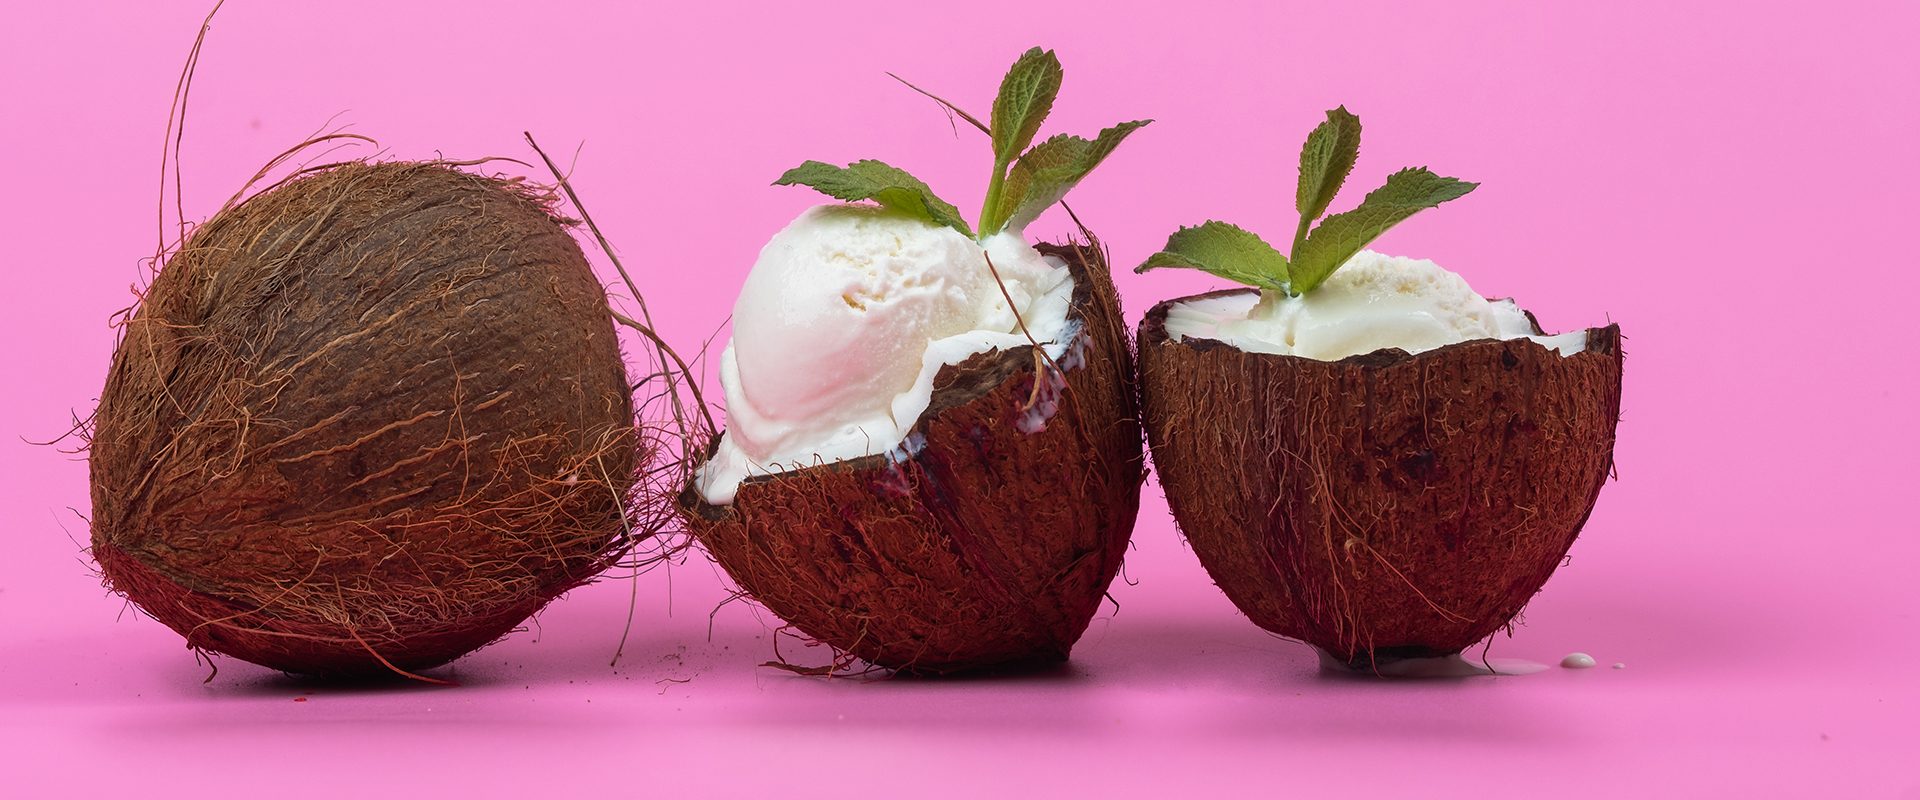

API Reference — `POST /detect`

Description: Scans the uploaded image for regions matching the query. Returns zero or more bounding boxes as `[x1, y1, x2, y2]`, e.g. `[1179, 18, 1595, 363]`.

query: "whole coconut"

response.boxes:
[1139, 290, 1622, 667]
[89, 161, 639, 677]
[681, 242, 1143, 675]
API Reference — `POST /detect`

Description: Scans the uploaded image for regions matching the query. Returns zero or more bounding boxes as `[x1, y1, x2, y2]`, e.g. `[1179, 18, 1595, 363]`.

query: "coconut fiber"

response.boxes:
[89, 161, 638, 677]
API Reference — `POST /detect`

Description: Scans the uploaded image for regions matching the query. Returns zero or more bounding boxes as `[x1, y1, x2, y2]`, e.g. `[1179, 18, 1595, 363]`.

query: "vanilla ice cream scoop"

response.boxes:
[729, 205, 993, 438]
[698, 204, 1074, 504]
[1163, 250, 1586, 360]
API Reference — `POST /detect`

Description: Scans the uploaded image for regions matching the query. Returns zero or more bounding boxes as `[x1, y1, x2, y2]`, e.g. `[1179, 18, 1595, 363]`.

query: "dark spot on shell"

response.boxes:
[964, 424, 994, 464]
[1398, 449, 1436, 482]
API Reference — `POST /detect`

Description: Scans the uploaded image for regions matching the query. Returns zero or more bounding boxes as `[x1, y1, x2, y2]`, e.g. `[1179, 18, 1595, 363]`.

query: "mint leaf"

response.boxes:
[990, 48, 1063, 167]
[1134, 221, 1290, 292]
[1296, 106, 1362, 223]
[775, 160, 973, 237]
[985, 119, 1151, 235]
[989, 135, 1087, 236]
[1289, 167, 1476, 292]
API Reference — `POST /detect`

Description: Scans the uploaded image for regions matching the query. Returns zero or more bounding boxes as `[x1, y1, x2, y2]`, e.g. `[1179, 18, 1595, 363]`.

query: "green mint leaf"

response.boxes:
[990, 47, 1064, 167]
[774, 159, 973, 237]
[986, 119, 1151, 235]
[1133, 221, 1290, 292]
[1295, 106, 1362, 223]
[987, 134, 1087, 236]
[1290, 167, 1476, 292]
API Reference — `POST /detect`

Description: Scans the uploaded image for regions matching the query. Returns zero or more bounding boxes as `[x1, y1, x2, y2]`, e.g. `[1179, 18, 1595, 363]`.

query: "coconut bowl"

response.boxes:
[681, 242, 1143, 674]
[1138, 288, 1622, 666]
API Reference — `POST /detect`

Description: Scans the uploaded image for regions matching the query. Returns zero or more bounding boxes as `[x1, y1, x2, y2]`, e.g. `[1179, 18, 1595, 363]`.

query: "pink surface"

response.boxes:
[3, 1, 1916, 796]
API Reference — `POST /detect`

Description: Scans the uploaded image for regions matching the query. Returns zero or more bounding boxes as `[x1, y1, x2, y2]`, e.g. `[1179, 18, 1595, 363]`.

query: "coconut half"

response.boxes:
[1139, 287, 1622, 667]
[681, 242, 1143, 674]
[89, 162, 639, 678]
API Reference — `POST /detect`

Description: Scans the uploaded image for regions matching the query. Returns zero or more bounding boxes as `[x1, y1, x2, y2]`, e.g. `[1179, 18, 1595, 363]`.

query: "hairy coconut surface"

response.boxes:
[1139, 288, 1622, 666]
[89, 161, 639, 677]
[682, 243, 1143, 675]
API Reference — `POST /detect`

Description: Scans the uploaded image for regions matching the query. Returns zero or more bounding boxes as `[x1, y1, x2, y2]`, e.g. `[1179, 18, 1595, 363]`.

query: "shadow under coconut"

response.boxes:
[757, 648, 1089, 684]
[96, 689, 617, 743]
[204, 665, 467, 699]
[1068, 614, 1319, 686]
[1084, 612, 1545, 673]
[721, 614, 1595, 745]
[708, 625, 1111, 734]
[1081, 612, 1570, 686]
[1074, 618, 1594, 745]
[884, 659, 1083, 683]
[721, 672, 1119, 737]
[96, 631, 663, 738]
[160, 608, 705, 699]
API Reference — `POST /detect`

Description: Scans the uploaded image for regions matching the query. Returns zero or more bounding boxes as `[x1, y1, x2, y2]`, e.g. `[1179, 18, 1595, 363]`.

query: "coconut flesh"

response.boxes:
[683, 205, 1142, 674]
[89, 162, 640, 677]
[1140, 251, 1622, 667]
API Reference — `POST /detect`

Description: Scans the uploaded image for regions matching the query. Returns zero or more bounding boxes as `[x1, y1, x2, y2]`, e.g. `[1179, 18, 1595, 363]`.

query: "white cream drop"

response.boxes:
[1561, 652, 1598, 669]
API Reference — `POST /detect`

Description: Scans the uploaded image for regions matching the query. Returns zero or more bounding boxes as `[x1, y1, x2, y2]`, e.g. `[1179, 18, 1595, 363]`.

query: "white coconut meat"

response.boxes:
[695, 204, 1076, 505]
[1162, 250, 1587, 361]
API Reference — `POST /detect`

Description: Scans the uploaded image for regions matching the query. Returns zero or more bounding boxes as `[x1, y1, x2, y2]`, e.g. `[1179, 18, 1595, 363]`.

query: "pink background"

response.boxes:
[3, 1, 1915, 796]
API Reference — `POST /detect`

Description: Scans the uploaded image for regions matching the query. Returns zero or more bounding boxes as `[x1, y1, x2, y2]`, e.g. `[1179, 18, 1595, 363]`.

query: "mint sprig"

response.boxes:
[1136, 106, 1475, 295]
[777, 47, 1149, 241]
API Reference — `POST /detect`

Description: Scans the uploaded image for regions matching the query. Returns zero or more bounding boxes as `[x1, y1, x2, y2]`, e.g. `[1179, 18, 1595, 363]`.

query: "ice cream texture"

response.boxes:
[1162, 250, 1587, 361]
[696, 204, 1075, 504]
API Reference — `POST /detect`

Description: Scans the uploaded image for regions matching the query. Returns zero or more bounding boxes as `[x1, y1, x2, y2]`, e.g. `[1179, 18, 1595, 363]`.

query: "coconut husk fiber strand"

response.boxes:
[683, 242, 1144, 675]
[89, 161, 640, 677]
[1139, 288, 1623, 665]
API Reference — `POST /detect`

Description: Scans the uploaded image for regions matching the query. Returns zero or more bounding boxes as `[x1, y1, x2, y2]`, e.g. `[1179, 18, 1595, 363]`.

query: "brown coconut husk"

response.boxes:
[89, 160, 643, 678]
[1138, 288, 1623, 667]
[680, 241, 1144, 675]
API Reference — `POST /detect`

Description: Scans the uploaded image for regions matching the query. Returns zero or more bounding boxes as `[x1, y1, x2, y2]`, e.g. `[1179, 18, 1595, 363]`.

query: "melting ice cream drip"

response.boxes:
[1015, 321, 1087, 435]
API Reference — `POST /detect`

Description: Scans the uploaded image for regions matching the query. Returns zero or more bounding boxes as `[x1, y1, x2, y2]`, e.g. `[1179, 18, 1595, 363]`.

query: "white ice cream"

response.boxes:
[1162, 250, 1587, 361]
[695, 204, 1076, 504]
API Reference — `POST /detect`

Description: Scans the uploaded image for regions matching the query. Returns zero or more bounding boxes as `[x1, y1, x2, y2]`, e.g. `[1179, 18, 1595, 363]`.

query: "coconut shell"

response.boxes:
[681, 243, 1143, 674]
[89, 161, 638, 677]
[1138, 289, 1622, 666]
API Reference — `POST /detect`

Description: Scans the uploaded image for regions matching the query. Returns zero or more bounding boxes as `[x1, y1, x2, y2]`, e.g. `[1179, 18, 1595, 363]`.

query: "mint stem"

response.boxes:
[1286, 215, 1311, 295]
[979, 157, 1010, 238]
